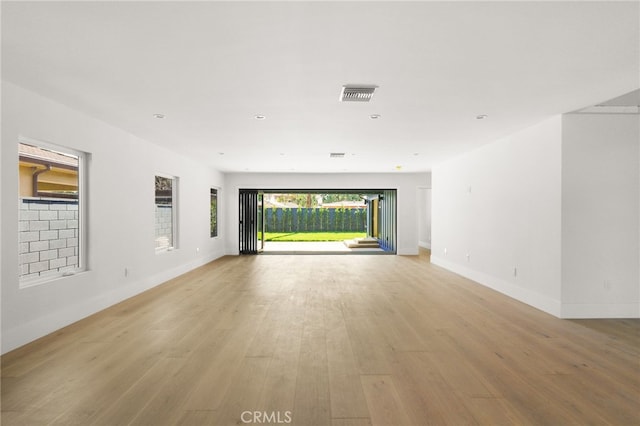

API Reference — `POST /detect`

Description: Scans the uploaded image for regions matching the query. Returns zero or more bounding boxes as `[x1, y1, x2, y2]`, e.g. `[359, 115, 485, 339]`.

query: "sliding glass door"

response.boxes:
[239, 188, 396, 254]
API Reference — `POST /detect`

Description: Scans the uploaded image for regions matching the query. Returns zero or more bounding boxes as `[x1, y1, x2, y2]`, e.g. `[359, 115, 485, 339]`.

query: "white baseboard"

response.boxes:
[397, 246, 420, 255]
[1, 251, 224, 355]
[430, 255, 562, 318]
[560, 303, 640, 319]
[418, 241, 431, 249]
[429, 256, 639, 319]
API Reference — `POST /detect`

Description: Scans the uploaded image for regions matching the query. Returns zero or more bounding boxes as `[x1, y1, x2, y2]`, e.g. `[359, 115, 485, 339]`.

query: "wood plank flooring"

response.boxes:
[2, 251, 639, 425]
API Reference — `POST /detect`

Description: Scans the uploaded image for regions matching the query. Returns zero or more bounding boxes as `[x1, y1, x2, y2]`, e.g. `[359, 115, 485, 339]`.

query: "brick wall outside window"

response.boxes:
[19, 198, 79, 279]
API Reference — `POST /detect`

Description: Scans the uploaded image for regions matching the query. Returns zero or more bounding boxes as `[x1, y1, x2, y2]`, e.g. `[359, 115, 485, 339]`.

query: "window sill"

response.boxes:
[19, 269, 88, 289]
[155, 246, 177, 255]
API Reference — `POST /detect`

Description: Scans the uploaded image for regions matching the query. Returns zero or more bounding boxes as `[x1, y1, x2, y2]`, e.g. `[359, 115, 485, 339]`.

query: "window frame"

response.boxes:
[18, 136, 88, 287]
[210, 187, 219, 238]
[154, 173, 179, 253]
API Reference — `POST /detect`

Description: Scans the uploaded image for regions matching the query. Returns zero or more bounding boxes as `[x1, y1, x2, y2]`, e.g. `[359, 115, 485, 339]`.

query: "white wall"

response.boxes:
[1, 82, 226, 354]
[432, 116, 563, 316]
[432, 113, 640, 319]
[224, 172, 430, 255]
[417, 187, 432, 249]
[561, 114, 639, 318]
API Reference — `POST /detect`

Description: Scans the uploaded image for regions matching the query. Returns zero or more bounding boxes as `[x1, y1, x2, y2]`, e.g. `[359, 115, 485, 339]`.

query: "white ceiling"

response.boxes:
[2, 1, 639, 173]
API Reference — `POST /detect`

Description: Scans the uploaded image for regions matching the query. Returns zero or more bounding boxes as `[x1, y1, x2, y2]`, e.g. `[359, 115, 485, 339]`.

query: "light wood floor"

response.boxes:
[2, 251, 639, 425]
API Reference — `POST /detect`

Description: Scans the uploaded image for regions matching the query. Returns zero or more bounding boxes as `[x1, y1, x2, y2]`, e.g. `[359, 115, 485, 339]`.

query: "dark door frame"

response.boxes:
[239, 189, 263, 254]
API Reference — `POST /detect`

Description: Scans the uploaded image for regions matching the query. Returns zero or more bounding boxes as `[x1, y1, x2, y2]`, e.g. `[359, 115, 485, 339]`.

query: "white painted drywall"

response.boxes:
[432, 116, 563, 316]
[224, 172, 430, 255]
[1, 82, 226, 354]
[561, 113, 639, 318]
[417, 187, 432, 249]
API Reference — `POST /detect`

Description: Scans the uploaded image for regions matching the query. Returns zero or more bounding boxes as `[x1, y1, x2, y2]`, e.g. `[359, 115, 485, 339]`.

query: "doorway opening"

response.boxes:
[238, 189, 397, 255]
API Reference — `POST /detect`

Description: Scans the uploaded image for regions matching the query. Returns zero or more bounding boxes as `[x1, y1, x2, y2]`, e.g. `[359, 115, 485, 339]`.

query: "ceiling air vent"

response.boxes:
[330, 153, 345, 158]
[340, 85, 377, 102]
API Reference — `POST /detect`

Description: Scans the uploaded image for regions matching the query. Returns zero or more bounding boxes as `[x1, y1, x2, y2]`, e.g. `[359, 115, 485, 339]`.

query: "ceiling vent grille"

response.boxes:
[340, 85, 377, 102]
[330, 153, 345, 158]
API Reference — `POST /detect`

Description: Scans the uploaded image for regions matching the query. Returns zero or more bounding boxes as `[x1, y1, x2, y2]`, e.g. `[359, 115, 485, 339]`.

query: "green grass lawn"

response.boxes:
[264, 232, 366, 242]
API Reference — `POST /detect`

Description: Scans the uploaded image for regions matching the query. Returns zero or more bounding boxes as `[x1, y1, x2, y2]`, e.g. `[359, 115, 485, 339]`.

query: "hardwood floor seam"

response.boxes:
[2, 251, 638, 426]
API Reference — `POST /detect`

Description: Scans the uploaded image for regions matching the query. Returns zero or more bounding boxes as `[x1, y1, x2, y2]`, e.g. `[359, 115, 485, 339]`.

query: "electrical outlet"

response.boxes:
[513, 267, 518, 277]
[466, 253, 470, 262]
[444, 248, 448, 255]
[604, 280, 611, 290]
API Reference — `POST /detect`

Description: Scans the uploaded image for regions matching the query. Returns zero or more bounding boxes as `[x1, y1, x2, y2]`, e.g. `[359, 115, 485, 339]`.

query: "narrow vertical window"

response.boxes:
[210, 188, 218, 238]
[18, 140, 86, 284]
[155, 175, 177, 251]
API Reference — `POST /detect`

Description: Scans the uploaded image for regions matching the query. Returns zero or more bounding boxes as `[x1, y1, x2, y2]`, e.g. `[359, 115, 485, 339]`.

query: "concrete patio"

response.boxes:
[262, 241, 386, 254]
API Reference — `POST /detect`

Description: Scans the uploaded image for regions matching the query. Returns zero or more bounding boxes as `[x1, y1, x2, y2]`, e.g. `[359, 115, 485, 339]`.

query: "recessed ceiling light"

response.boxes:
[153, 113, 165, 119]
[370, 114, 381, 120]
[413, 153, 419, 156]
[255, 115, 266, 120]
[476, 114, 488, 120]
[330, 153, 345, 158]
[218, 152, 225, 155]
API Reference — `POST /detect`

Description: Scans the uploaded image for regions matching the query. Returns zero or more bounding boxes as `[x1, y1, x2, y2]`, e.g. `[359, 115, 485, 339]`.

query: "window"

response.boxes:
[155, 175, 178, 251]
[210, 188, 218, 238]
[18, 140, 86, 284]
